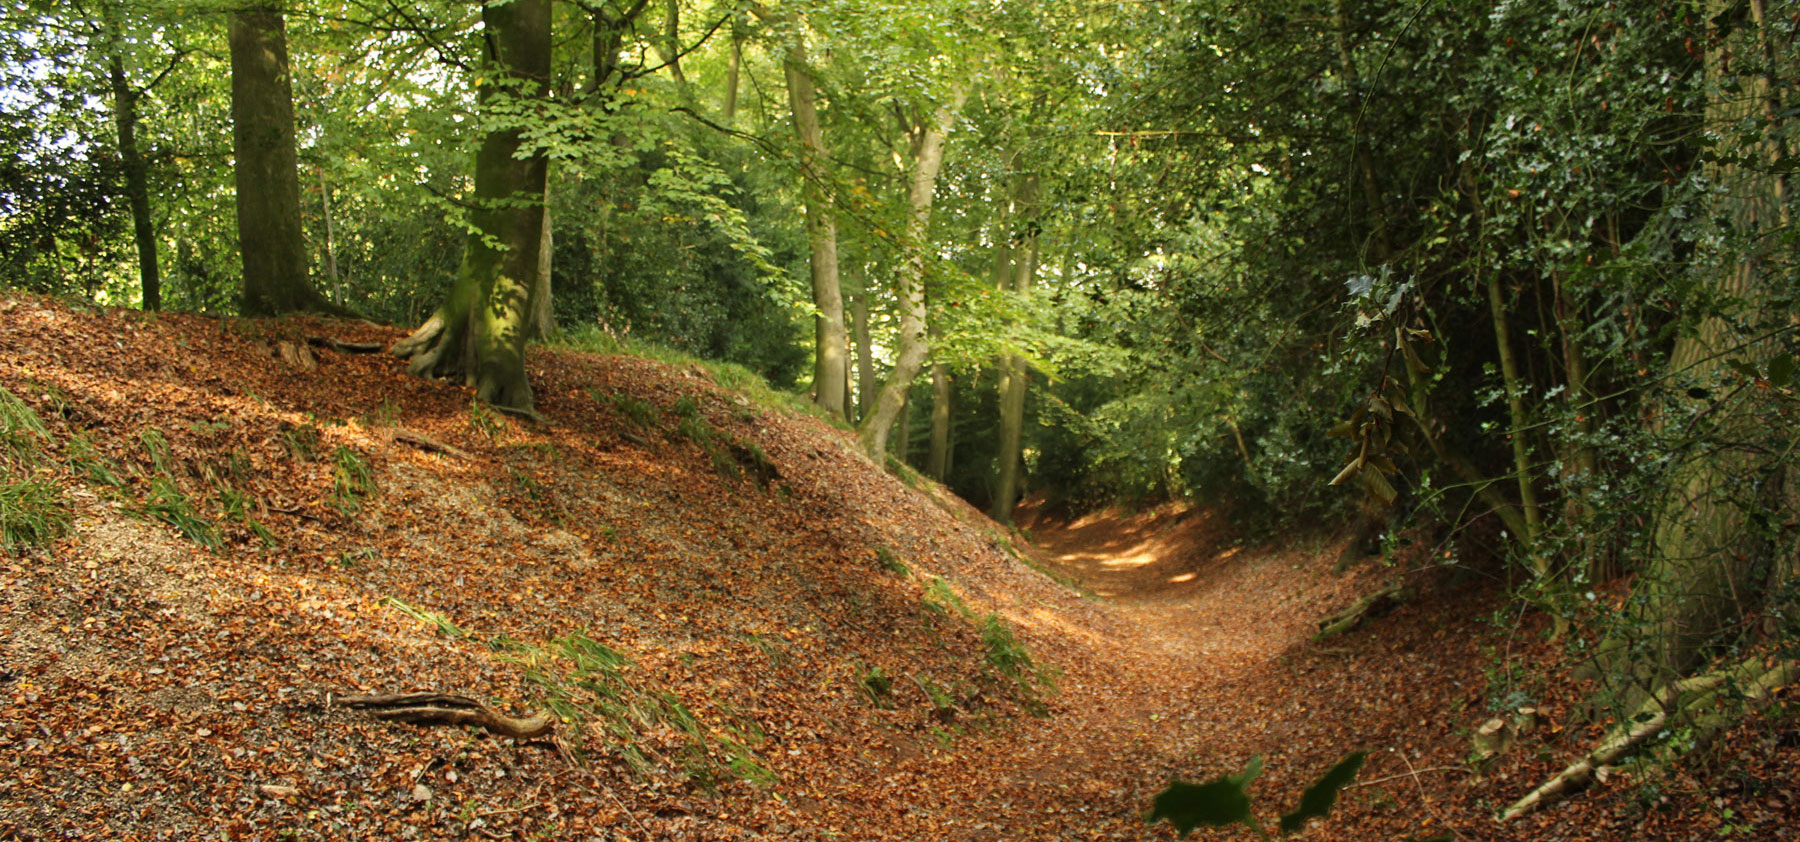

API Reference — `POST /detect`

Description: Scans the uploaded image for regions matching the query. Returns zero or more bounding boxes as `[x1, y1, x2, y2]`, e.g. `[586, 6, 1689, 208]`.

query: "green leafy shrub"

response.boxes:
[1150, 751, 1367, 839]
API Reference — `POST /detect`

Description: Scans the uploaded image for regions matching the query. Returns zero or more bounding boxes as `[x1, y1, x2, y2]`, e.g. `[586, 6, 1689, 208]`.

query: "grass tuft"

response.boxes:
[0, 387, 50, 465]
[330, 446, 376, 516]
[0, 478, 73, 551]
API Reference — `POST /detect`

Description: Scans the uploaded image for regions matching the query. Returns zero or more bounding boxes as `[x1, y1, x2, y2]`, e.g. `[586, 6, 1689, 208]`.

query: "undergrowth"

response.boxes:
[384, 599, 774, 788]
[1, 478, 71, 551]
[555, 327, 833, 427]
[330, 446, 376, 516]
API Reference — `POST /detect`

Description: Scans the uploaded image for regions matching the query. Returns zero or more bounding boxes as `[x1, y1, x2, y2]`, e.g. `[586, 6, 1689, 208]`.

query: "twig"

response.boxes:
[338, 692, 554, 740]
[390, 428, 473, 460]
[1351, 766, 1470, 788]
[1393, 748, 1460, 838]
[306, 335, 384, 354]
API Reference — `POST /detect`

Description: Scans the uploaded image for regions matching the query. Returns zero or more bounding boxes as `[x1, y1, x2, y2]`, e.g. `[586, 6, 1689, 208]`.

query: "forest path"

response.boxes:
[862, 501, 1367, 841]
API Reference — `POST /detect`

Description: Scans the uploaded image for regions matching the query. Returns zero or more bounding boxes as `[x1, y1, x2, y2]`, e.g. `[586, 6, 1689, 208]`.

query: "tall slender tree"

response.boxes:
[858, 86, 967, 459]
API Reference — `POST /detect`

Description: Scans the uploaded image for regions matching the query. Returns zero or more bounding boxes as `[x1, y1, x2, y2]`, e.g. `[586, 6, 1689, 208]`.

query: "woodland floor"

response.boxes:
[1, 294, 1796, 841]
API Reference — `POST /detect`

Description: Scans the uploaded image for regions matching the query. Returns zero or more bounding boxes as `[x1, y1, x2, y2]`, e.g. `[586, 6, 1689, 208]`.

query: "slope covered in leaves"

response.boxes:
[1, 294, 1796, 841]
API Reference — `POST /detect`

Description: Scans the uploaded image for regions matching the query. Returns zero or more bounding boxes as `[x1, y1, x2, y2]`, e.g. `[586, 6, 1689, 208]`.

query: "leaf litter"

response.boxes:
[1, 293, 1795, 841]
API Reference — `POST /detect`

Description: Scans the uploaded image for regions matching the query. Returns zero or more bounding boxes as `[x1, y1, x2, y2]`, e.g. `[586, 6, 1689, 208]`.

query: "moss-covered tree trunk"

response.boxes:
[991, 174, 1040, 526]
[392, 0, 551, 413]
[1605, 0, 1792, 693]
[228, 6, 337, 317]
[783, 39, 848, 420]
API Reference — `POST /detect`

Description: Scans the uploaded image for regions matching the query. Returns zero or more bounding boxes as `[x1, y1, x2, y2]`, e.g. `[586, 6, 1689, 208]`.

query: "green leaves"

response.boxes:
[1278, 750, 1367, 834]
[1151, 751, 1366, 839]
[1150, 754, 1261, 836]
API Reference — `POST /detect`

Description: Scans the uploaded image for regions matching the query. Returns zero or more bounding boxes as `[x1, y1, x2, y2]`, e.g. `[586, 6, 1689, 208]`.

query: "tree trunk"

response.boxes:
[927, 363, 951, 480]
[660, 0, 685, 83]
[530, 176, 556, 339]
[1601, 0, 1792, 697]
[1332, 0, 1390, 261]
[723, 22, 742, 123]
[318, 170, 342, 303]
[106, 53, 160, 312]
[393, 0, 551, 414]
[783, 42, 848, 419]
[228, 6, 339, 317]
[893, 391, 912, 464]
[991, 175, 1041, 526]
[1556, 273, 1607, 581]
[853, 266, 874, 422]
[858, 89, 967, 460]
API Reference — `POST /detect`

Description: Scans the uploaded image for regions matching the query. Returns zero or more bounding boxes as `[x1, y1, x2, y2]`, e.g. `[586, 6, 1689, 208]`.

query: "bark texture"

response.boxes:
[393, 0, 551, 413]
[859, 90, 967, 460]
[991, 175, 1040, 525]
[106, 52, 160, 312]
[783, 41, 848, 419]
[1598, 0, 1793, 699]
[228, 7, 337, 317]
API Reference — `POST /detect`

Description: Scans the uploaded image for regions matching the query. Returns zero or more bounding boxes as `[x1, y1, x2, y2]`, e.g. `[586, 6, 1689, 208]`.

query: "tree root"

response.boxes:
[1501, 659, 1797, 821]
[334, 692, 554, 740]
[306, 335, 384, 354]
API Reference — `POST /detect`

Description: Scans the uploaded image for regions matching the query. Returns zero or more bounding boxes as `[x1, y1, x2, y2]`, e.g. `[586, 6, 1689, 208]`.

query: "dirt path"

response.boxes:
[836, 501, 1387, 841]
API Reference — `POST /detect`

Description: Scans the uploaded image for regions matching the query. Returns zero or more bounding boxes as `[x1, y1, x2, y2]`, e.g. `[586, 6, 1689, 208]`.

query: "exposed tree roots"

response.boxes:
[334, 692, 555, 741]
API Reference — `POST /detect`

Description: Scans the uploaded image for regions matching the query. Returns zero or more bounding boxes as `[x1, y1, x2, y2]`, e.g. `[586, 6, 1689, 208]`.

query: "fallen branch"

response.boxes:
[389, 428, 473, 460]
[335, 692, 554, 740]
[1501, 660, 1797, 821]
[1314, 581, 1407, 642]
[306, 335, 385, 354]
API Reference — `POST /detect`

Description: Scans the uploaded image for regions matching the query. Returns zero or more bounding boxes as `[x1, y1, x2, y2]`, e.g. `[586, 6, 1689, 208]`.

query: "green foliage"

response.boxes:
[875, 545, 909, 576]
[137, 428, 172, 475]
[981, 613, 1056, 711]
[467, 400, 505, 441]
[855, 662, 896, 709]
[278, 422, 321, 461]
[214, 484, 275, 548]
[384, 600, 774, 788]
[1278, 751, 1368, 834]
[0, 478, 72, 552]
[1151, 751, 1367, 840]
[1151, 755, 1263, 837]
[922, 577, 974, 619]
[595, 388, 661, 429]
[383, 596, 472, 640]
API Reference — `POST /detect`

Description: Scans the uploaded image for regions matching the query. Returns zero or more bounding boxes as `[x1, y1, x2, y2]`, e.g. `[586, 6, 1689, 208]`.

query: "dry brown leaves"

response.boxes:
[1, 294, 1794, 841]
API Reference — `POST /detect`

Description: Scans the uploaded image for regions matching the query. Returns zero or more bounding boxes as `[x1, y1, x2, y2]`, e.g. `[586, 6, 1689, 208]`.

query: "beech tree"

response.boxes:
[228, 4, 339, 316]
[392, 0, 552, 413]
